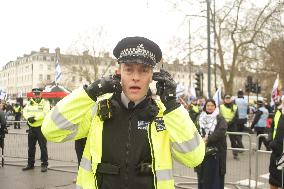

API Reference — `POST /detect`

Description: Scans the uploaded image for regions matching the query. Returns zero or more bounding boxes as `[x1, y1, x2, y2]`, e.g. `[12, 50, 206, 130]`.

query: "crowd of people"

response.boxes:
[179, 90, 284, 189]
[0, 36, 283, 189]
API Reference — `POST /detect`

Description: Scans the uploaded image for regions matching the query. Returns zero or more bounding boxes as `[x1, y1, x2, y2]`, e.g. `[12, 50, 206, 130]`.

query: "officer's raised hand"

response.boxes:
[84, 75, 122, 101]
[28, 117, 36, 123]
[153, 69, 180, 113]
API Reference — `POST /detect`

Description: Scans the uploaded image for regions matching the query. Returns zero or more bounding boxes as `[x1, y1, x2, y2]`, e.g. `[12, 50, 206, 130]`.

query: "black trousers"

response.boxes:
[27, 126, 48, 166]
[254, 127, 269, 150]
[228, 124, 243, 157]
[14, 114, 21, 128]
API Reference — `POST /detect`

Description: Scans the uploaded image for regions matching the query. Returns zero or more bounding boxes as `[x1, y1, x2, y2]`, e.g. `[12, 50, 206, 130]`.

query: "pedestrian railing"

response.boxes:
[254, 134, 271, 189]
[2, 121, 77, 173]
[1, 122, 273, 187]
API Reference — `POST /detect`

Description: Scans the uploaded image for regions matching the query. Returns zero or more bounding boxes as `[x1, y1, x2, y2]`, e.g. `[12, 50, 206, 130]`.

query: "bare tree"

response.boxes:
[211, 0, 284, 94]
[66, 26, 114, 84]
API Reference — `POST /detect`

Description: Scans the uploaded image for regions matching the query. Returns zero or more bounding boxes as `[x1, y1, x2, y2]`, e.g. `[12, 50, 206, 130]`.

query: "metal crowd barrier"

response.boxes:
[2, 121, 77, 173]
[254, 134, 271, 189]
[2, 121, 273, 187]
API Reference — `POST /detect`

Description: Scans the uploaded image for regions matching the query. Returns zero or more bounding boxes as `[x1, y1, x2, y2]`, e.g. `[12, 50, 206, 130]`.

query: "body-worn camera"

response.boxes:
[98, 99, 113, 121]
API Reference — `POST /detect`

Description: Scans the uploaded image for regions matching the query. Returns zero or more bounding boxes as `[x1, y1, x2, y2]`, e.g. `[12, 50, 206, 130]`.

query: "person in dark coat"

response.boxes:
[268, 96, 284, 189]
[196, 99, 228, 189]
[0, 103, 7, 137]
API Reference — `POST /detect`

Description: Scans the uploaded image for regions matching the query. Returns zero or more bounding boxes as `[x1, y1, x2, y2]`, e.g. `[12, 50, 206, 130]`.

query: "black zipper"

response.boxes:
[124, 110, 135, 189]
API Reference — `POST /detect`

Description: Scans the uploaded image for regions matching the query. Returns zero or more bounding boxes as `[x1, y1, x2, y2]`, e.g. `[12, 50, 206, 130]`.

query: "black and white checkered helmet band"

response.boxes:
[118, 44, 156, 66]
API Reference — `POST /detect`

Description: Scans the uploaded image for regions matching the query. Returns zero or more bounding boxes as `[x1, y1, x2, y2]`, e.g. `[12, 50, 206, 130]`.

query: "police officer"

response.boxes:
[269, 95, 284, 189]
[22, 88, 50, 172]
[251, 100, 270, 150]
[220, 94, 239, 159]
[42, 36, 205, 189]
[13, 102, 22, 129]
[188, 97, 200, 124]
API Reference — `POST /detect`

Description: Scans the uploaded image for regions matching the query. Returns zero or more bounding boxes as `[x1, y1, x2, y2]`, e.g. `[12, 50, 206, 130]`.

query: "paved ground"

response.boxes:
[0, 165, 76, 189]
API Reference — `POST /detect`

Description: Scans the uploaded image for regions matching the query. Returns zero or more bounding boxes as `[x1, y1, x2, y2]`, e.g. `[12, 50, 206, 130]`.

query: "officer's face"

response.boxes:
[118, 63, 153, 102]
[224, 97, 231, 103]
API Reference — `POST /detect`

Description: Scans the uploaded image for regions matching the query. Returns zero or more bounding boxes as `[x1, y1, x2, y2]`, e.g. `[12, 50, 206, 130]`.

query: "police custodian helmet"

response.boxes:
[113, 36, 162, 67]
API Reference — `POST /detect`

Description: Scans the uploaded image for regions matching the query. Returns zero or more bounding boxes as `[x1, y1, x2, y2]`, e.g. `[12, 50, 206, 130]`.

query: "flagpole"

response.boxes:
[55, 48, 61, 86]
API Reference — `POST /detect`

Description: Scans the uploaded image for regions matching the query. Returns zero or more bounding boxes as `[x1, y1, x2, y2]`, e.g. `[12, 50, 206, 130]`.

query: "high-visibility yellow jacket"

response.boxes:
[273, 110, 282, 139]
[42, 87, 205, 189]
[13, 105, 22, 113]
[220, 104, 237, 123]
[23, 98, 50, 127]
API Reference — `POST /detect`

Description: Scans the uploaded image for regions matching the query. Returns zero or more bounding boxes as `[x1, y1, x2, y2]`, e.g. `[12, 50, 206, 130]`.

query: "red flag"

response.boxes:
[271, 74, 280, 106]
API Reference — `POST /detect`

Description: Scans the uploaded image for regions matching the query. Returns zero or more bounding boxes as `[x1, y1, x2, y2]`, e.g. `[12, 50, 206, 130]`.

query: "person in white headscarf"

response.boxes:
[196, 99, 228, 189]
[268, 95, 284, 189]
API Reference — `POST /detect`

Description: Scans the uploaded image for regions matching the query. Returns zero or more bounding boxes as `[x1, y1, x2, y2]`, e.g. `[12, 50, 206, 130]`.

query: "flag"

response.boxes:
[188, 86, 196, 99]
[271, 74, 280, 106]
[176, 82, 185, 98]
[55, 59, 62, 84]
[213, 87, 222, 107]
[0, 89, 6, 100]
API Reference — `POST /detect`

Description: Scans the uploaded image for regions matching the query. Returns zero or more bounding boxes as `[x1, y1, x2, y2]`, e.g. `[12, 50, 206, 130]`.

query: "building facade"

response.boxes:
[0, 47, 117, 99]
[0, 47, 252, 100]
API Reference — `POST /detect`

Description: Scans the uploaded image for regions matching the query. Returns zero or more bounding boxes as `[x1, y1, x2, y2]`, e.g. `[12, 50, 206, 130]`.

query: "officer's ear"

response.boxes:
[116, 66, 121, 76]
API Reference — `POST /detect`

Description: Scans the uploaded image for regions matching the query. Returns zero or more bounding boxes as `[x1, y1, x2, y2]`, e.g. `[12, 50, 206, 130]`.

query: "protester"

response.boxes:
[196, 99, 227, 189]
[42, 36, 205, 189]
[0, 103, 7, 138]
[251, 100, 270, 151]
[234, 90, 248, 150]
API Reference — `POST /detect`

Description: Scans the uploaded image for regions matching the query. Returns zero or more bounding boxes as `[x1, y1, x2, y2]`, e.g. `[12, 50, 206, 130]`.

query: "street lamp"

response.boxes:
[206, 0, 212, 98]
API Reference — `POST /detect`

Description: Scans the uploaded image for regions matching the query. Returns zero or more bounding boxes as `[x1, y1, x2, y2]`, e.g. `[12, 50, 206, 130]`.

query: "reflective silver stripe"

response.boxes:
[171, 130, 201, 153]
[79, 157, 92, 171]
[156, 169, 173, 181]
[76, 184, 83, 189]
[51, 106, 78, 130]
[26, 110, 44, 112]
[50, 106, 79, 141]
[91, 104, 98, 117]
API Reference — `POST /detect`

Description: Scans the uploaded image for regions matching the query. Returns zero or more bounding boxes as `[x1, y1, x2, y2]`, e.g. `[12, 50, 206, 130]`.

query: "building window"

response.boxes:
[72, 76, 76, 82]
[43, 56, 46, 61]
[47, 64, 51, 70]
[40, 64, 43, 70]
[47, 75, 51, 80]
[39, 74, 43, 81]
[79, 77, 82, 82]
[51, 57, 54, 61]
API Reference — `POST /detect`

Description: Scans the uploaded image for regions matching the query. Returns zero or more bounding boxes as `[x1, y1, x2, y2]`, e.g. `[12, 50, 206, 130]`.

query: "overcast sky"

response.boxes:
[0, 0, 207, 68]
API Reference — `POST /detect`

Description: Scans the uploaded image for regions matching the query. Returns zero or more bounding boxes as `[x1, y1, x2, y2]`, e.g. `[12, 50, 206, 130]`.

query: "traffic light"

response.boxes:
[245, 83, 251, 93]
[257, 86, 261, 93]
[251, 83, 257, 93]
[250, 83, 261, 94]
[195, 73, 201, 92]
